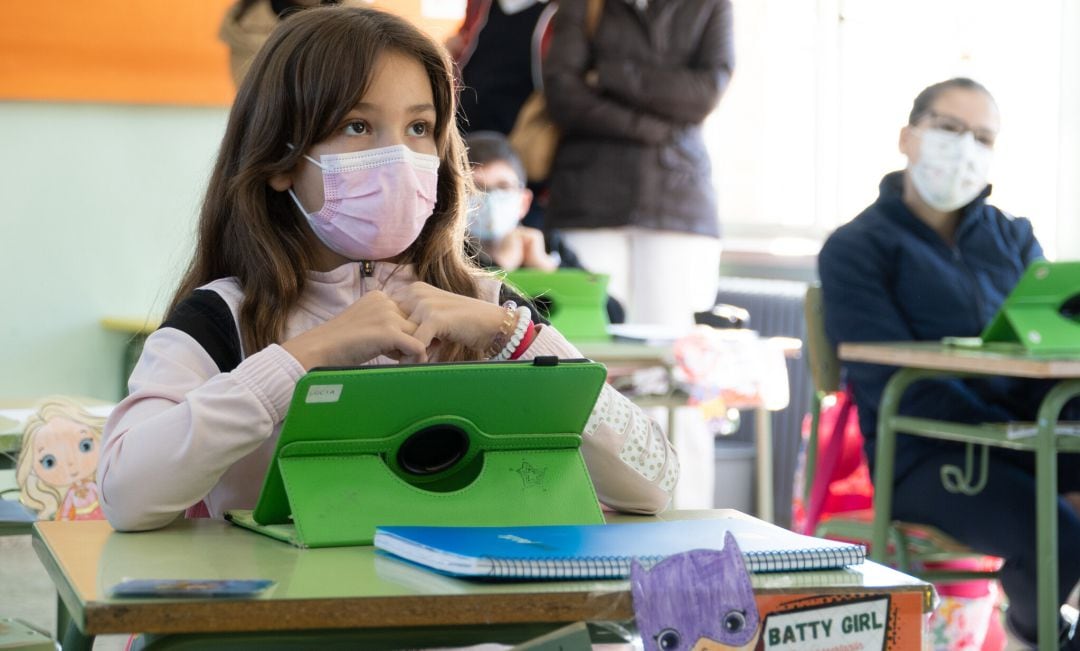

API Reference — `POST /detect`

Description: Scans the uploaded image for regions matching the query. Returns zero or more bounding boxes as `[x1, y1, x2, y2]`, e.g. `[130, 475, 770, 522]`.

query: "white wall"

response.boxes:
[1058, 0, 1080, 259]
[0, 102, 228, 402]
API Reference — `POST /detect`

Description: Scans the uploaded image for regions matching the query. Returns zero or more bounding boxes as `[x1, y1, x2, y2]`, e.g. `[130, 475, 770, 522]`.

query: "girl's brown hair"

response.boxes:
[170, 6, 479, 359]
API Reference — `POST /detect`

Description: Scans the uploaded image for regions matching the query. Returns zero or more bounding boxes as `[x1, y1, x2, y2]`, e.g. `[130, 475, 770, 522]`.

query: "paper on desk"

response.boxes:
[1005, 422, 1080, 440]
[608, 323, 695, 345]
[672, 327, 790, 412]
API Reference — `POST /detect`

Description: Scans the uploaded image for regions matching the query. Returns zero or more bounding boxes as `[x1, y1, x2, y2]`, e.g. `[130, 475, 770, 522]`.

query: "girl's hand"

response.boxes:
[518, 227, 559, 271]
[491, 229, 527, 271]
[282, 290, 428, 370]
[391, 282, 510, 354]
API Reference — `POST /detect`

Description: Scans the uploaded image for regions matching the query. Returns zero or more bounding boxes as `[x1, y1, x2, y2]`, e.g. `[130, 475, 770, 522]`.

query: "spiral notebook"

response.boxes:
[373, 516, 865, 580]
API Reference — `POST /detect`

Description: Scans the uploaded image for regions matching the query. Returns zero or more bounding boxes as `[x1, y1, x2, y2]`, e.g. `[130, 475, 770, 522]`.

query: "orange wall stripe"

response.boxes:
[0, 1, 237, 107]
[0, 1, 462, 108]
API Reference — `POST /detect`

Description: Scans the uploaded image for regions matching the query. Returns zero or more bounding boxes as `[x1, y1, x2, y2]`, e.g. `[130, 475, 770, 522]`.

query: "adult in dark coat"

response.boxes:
[447, 0, 556, 229]
[543, 0, 733, 326]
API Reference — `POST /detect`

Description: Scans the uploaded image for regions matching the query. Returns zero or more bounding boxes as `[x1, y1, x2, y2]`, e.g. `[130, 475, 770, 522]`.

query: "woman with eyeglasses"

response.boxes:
[819, 77, 1080, 650]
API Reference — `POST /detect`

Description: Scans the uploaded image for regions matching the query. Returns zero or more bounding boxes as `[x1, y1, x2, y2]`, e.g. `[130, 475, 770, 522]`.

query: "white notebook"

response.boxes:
[374, 516, 865, 580]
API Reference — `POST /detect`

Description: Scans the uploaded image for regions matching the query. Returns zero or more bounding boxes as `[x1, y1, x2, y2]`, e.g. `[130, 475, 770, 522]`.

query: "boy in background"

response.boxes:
[465, 131, 624, 324]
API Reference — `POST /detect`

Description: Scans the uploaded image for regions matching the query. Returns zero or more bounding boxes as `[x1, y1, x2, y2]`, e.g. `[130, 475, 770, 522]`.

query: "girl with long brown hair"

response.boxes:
[98, 5, 678, 531]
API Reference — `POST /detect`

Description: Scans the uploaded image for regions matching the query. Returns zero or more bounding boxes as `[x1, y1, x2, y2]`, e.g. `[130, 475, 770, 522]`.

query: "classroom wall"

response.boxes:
[0, 3, 465, 403]
[0, 102, 228, 402]
[0, 2, 462, 107]
[1059, 0, 1080, 259]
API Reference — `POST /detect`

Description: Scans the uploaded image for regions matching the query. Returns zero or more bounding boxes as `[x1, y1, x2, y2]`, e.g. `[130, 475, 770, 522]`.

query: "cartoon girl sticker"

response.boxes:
[15, 397, 105, 521]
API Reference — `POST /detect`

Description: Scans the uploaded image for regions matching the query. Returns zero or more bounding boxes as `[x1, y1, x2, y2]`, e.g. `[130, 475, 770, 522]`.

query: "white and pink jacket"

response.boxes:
[98, 262, 679, 531]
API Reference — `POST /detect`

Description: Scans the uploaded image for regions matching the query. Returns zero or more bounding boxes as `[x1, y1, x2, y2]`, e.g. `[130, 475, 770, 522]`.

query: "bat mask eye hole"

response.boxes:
[723, 610, 747, 633]
[656, 629, 681, 650]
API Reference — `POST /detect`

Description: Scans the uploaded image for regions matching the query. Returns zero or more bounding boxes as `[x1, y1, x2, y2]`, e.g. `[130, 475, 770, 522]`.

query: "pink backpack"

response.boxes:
[792, 389, 873, 536]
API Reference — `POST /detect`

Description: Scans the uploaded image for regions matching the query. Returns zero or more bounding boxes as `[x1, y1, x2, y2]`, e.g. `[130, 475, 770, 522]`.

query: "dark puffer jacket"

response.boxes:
[542, 0, 733, 237]
[818, 171, 1058, 480]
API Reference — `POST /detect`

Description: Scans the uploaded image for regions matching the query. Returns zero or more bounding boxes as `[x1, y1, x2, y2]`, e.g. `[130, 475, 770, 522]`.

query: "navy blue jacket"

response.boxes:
[818, 171, 1046, 479]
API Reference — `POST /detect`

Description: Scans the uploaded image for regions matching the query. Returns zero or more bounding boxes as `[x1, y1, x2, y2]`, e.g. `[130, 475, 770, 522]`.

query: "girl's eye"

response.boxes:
[344, 121, 368, 136]
[409, 121, 431, 137]
[40, 454, 56, 469]
[79, 438, 94, 453]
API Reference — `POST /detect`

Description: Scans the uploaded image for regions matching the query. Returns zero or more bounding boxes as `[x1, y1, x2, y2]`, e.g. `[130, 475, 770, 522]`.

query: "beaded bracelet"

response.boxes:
[485, 302, 518, 358]
[509, 321, 537, 360]
[492, 306, 532, 361]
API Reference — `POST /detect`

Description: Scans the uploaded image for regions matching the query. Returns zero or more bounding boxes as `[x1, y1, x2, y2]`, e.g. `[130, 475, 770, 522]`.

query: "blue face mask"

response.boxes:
[467, 190, 522, 242]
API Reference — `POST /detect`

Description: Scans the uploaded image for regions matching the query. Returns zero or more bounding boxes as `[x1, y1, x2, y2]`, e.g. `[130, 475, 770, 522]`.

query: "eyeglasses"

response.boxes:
[920, 110, 998, 148]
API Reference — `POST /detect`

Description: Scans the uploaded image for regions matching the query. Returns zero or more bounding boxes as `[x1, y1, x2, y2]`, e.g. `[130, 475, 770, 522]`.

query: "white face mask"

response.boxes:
[468, 189, 522, 242]
[908, 128, 993, 212]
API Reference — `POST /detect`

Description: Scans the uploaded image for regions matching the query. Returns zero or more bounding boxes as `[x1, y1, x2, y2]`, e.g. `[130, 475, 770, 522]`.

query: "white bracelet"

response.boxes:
[492, 306, 532, 361]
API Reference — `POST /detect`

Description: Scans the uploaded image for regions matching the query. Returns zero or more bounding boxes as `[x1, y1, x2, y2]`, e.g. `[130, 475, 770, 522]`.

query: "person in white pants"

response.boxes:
[559, 227, 721, 327]
[541, 0, 732, 328]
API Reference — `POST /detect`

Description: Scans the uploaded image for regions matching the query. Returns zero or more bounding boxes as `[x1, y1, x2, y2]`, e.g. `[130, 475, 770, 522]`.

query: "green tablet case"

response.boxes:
[227, 358, 607, 548]
[505, 269, 611, 341]
[979, 260, 1080, 353]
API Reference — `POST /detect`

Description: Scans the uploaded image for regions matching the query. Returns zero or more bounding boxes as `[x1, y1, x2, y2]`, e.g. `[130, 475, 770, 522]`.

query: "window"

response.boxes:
[707, 0, 1075, 259]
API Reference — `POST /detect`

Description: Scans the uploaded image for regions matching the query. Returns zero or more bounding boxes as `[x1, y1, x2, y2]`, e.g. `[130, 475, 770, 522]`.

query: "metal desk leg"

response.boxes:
[1035, 379, 1080, 650]
[56, 595, 93, 651]
[754, 408, 773, 522]
[55, 595, 67, 642]
[870, 368, 931, 563]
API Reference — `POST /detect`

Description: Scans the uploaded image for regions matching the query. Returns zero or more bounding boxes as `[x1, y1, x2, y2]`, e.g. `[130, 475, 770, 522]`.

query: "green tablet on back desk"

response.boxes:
[979, 260, 1080, 353]
[226, 358, 607, 548]
[504, 269, 611, 341]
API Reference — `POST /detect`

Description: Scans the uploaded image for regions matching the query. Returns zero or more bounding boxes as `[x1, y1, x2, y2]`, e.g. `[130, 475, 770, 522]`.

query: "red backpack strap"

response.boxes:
[805, 390, 856, 532]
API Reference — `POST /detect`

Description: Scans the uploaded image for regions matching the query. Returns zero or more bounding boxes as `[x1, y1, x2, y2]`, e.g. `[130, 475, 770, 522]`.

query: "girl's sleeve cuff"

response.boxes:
[231, 344, 306, 422]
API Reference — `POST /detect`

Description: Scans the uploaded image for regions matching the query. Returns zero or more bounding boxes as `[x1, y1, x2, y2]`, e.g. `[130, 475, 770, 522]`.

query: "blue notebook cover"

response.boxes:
[374, 517, 865, 580]
[0, 500, 36, 523]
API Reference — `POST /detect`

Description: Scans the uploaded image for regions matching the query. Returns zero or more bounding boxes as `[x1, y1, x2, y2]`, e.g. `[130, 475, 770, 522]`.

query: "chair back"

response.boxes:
[804, 284, 840, 394]
[800, 282, 840, 512]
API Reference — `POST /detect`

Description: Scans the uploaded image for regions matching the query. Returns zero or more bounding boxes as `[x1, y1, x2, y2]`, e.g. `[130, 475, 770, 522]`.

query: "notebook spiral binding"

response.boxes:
[486, 546, 866, 579]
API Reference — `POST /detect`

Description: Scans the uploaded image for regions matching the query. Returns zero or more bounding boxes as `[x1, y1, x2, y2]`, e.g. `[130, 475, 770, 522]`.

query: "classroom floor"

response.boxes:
[1, 534, 127, 650]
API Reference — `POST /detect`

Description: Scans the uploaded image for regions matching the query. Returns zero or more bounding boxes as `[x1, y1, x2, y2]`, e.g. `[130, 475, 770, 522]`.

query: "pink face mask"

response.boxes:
[288, 144, 440, 261]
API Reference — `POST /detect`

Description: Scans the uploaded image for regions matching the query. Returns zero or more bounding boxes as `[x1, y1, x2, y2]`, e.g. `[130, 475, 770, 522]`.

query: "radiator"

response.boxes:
[714, 277, 809, 529]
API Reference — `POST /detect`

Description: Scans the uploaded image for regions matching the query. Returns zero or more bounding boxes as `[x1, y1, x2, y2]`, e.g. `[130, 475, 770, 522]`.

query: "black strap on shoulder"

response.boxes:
[499, 284, 551, 326]
[160, 289, 243, 373]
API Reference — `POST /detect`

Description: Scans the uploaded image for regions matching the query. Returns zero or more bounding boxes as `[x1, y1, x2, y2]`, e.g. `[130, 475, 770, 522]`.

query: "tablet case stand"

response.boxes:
[980, 260, 1080, 353]
[227, 358, 608, 548]
[505, 269, 611, 341]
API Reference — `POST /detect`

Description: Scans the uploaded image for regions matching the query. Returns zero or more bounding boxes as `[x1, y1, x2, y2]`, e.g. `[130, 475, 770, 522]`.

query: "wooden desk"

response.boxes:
[33, 510, 931, 650]
[839, 341, 1080, 650]
[578, 339, 800, 523]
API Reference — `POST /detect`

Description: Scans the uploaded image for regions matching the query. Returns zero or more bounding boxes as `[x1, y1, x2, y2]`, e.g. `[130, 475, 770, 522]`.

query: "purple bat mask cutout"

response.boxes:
[630, 532, 761, 651]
